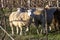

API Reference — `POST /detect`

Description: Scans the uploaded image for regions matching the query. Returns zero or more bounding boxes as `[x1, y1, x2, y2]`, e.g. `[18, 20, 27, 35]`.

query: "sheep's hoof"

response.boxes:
[26, 28, 29, 32]
[20, 33, 22, 35]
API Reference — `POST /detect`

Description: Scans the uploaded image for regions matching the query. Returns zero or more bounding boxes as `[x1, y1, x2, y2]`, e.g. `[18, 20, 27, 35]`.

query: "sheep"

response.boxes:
[9, 8, 32, 35]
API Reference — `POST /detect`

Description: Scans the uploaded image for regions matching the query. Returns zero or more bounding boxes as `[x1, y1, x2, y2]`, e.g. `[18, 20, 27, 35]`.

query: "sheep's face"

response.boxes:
[17, 8, 21, 12]
[20, 12, 31, 21]
[33, 9, 43, 15]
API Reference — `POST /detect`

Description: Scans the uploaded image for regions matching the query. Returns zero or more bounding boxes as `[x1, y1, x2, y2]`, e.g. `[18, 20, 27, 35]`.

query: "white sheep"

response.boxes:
[9, 8, 32, 35]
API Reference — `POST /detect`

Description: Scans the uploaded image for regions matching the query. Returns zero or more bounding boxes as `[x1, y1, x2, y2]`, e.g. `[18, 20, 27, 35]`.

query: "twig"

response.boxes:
[0, 26, 14, 40]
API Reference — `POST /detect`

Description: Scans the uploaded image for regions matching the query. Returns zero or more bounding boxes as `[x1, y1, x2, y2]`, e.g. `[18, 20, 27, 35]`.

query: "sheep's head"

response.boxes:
[45, 5, 50, 9]
[20, 12, 31, 21]
[17, 8, 21, 12]
[33, 8, 44, 15]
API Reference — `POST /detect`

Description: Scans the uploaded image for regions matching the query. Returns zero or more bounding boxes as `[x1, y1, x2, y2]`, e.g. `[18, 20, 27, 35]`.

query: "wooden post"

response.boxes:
[44, 1, 48, 40]
[27, 0, 30, 9]
[57, 0, 59, 7]
[50, 0, 52, 6]
[48, 0, 51, 6]
[21, 0, 23, 8]
[1, 0, 4, 8]
[27, 0, 31, 40]
[45, 9, 48, 40]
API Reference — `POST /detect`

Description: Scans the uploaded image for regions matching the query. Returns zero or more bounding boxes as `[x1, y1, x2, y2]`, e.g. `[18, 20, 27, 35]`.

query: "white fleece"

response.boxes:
[27, 10, 31, 16]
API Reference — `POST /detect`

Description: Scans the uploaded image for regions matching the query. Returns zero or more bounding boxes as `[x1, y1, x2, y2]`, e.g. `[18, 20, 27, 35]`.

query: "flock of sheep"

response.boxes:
[9, 5, 58, 35]
[9, 7, 45, 35]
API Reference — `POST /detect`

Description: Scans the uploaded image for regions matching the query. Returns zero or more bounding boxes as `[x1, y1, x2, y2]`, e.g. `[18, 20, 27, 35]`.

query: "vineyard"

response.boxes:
[0, 0, 60, 40]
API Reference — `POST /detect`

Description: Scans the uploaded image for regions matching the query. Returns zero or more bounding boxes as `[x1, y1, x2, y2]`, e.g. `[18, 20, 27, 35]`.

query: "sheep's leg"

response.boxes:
[37, 29, 39, 34]
[36, 25, 39, 34]
[16, 27, 18, 34]
[10, 23, 14, 35]
[19, 27, 22, 35]
[26, 27, 29, 32]
[11, 27, 14, 35]
[56, 22, 59, 31]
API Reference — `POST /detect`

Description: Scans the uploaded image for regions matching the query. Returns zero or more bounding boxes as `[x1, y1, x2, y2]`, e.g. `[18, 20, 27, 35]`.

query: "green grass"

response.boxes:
[11, 33, 60, 40]
[1, 25, 60, 40]
[48, 33, 60, 40]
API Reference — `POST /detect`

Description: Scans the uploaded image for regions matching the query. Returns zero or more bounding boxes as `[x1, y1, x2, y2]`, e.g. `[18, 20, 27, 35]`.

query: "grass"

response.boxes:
[1, 32, 60, 40]
[12, 33, 60, 40]
[48, 33, 60, 40]
[0, 25, 60, 40]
